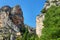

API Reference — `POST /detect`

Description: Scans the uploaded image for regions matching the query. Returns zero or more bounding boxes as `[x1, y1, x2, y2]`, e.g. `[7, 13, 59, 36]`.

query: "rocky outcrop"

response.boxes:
[0, 5, 24, 40]
[10, 5, 24, 32]
[44, 0, 60, 10]
[36, 0, 60, 37]
[11, 5, 24, 26]
[36, 13, 45, 37]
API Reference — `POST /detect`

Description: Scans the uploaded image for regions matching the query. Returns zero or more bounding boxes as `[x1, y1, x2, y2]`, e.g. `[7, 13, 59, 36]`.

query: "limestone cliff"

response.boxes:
[0, 5, 24, 40]
[36, 0, 60, 37]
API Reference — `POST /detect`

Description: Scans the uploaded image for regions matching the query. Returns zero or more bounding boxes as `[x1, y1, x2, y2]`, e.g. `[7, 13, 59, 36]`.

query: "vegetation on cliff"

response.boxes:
[16, 5, 60, 40]
[40, 6, 60, 40]
[16, 27, 38, 40]
[16, 25, 38, 40]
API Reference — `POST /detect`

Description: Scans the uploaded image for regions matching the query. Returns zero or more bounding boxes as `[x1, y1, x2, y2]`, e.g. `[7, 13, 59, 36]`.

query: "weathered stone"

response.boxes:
[11, 5, 24, 28]
[36, 13, 45, 37]
[0, 5, 24, 40]
[36, 0, 60, 37]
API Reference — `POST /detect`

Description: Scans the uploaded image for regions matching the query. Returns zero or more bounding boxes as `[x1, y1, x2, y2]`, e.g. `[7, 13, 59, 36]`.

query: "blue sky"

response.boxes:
[0, 0, 46, 28]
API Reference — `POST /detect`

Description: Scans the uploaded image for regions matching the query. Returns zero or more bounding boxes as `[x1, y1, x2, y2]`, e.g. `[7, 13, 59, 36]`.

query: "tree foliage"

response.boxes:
[40, 6, 60, 40]
[16, 27, 39, 40]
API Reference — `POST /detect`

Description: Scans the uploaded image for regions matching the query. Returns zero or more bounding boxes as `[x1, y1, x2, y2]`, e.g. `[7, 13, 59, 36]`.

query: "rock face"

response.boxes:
[10, 5, 24, 32]
[0, 5, 24, 40]
[44, 0, 60, 10]
[36, 14, 45, 37]
[36, 0, 60, 37]
[11, 5, 24, 26]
